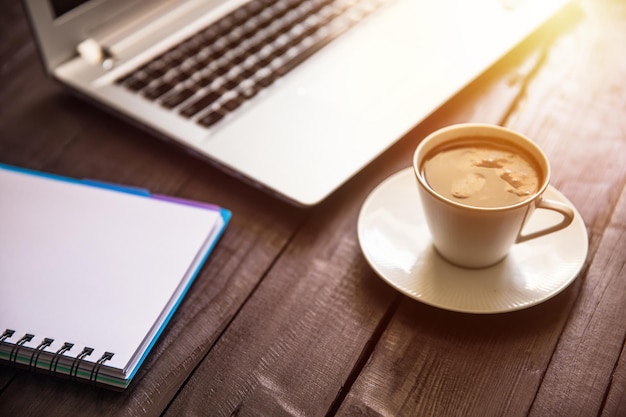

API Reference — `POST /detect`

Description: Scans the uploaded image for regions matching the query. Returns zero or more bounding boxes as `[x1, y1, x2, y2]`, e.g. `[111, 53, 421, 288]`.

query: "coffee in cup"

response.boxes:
[421, 138, 542, 209]
[413, 124, 574, 268]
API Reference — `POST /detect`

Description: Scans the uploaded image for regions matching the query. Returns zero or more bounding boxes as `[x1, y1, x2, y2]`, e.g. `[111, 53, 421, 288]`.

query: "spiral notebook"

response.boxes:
[0, 163, 230, 390]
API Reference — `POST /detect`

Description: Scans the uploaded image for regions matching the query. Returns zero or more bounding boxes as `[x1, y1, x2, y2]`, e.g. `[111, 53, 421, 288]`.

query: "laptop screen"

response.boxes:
[51, 0, 88, 18]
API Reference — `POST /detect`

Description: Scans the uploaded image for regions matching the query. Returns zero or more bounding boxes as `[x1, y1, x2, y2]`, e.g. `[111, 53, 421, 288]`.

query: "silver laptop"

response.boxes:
[23, 0, 570, 206]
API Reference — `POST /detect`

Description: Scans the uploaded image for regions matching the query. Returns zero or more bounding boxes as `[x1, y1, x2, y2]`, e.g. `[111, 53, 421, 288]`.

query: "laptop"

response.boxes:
[23, 0, 571, 206]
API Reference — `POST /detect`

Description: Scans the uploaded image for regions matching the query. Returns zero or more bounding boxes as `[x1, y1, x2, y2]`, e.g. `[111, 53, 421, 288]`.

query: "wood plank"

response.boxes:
[0, 369, 16, 393]
[336, 0, 626, 415]
[0, 3, 96, 170]
[518, 3, 626, 413]
[602, 341, 626, 417]
[529, 185, 626, 417]
[164, 183, 400, 417]
[337, 289, 580, 417]
[159, 22, 554, 416]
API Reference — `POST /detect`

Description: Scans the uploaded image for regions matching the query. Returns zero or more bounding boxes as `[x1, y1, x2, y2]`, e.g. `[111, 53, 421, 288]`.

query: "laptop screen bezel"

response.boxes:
[22, 0, 175, 73]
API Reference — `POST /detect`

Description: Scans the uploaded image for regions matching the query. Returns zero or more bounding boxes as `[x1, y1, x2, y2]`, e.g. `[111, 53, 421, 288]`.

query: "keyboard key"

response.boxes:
[163, 70, 190, 85]
[143, 81, 174, 100]
[239, 80, 259, 98]
[256, 68, 277, 87]
[239, 67, 257, 80]
[180, 91, 221, 118]
[195, 73, 218, 88]
[124, 76, 149, 91]
[161, 87, 195, 108]
[198, 110, 225, 127]
[222, 77, 241, 91]
[222, 96, 243, 111]
[213, 63, 233, 77]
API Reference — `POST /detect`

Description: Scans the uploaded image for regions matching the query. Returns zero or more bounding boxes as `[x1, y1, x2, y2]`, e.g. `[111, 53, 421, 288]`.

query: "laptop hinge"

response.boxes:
[77, 39, 116, 70]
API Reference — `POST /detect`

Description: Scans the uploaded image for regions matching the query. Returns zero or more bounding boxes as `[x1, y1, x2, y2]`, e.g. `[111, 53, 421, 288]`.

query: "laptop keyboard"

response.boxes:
[114, 0, 387, 128]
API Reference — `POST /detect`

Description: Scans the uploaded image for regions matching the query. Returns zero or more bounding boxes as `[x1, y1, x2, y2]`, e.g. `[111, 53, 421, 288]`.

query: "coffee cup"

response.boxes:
[413, 123, 574, 268]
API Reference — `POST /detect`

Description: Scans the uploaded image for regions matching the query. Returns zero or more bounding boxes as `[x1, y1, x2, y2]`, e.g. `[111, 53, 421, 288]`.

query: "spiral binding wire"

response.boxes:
[90, 352, 115, 386]
[50, 342, 74, 374]
[9, 333, 33, 366]
[69, 347, 94, 379]
[2, 329, 115, 385]
[0, 329, 14, 343]
[29, 337, 54, 370]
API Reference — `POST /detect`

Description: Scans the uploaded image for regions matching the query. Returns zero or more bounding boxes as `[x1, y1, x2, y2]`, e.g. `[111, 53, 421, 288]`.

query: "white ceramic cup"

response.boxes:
[413, 123, 574, 268]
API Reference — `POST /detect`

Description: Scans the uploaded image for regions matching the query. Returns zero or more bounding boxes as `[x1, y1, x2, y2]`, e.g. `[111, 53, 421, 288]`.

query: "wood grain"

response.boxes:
[519, 2, 626, 416]
[528, 184, 626, 417]
[602, 340, 626, 417]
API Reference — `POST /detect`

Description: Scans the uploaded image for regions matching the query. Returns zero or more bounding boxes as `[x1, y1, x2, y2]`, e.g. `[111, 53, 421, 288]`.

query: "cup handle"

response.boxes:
[516, 197, 575, 243]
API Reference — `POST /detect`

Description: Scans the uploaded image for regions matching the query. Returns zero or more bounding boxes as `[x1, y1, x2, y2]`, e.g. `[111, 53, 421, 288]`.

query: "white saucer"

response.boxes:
[357, 168, 588, 314]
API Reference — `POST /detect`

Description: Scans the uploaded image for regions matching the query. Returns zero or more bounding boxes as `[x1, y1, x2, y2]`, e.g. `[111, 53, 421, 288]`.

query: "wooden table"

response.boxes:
[1, 0, 625, 415]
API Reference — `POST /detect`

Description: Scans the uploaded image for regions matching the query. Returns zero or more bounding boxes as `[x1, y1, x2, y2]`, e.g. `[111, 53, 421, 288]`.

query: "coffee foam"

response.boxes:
[422, 140, 541, 208]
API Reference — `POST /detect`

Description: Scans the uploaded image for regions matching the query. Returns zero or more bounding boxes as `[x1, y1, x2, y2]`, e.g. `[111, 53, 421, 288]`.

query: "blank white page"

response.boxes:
[0, 166, 223, 376]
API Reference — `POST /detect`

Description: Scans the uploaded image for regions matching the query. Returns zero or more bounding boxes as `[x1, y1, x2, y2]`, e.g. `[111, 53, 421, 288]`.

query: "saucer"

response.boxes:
[357, 168, 588, 314]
